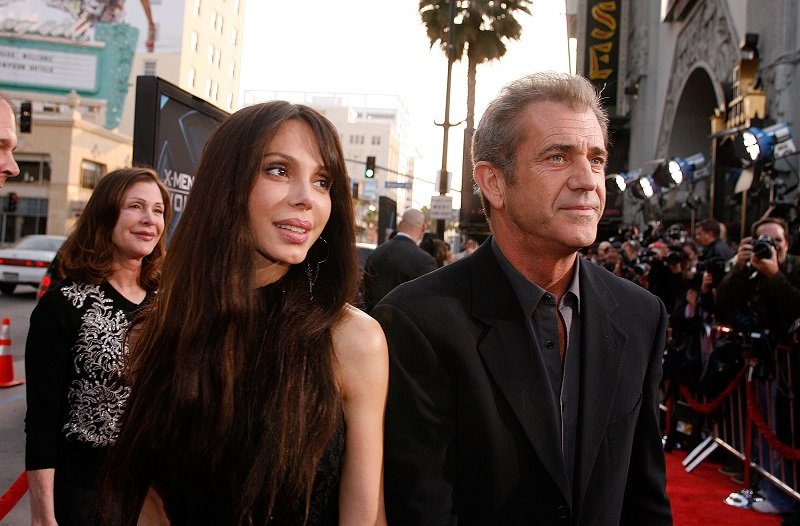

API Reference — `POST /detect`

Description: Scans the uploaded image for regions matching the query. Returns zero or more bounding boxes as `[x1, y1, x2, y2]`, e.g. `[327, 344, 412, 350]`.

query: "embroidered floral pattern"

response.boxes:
[62, 283, 132, 447]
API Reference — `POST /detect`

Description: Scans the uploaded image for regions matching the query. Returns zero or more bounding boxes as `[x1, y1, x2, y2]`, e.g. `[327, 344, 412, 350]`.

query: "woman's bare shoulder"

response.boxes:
[332, 305, 388, 393]
[333, 305, 385, 352]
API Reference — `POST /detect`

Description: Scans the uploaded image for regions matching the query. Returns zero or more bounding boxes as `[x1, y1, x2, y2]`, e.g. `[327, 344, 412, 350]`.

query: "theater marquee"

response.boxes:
[584, 0, 621, 110]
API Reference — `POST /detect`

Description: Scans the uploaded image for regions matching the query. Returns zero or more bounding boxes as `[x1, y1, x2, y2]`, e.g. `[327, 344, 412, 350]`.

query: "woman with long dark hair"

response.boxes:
[25, 167, 170, 525]
[100, 102, 388, 525]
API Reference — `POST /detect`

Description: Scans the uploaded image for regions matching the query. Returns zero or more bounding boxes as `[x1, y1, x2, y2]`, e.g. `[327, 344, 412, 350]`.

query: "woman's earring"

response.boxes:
[305, 237, 329, 301]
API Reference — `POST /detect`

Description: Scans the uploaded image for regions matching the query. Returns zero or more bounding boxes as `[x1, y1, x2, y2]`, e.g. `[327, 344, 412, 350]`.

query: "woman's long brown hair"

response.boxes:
[99, 102, 358, 525]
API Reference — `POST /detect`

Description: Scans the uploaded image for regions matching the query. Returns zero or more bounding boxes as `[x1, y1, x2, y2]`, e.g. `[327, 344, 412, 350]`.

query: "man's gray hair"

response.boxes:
[472, 71, 609, 184]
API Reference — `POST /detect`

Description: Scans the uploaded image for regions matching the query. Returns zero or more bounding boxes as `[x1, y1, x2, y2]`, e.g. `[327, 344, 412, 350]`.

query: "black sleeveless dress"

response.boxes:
[162, 411, 346, 526]
[301, 413, 346, 525]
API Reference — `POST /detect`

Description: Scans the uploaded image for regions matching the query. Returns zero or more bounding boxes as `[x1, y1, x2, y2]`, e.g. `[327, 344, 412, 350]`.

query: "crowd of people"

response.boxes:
[582, 215, 800, 521]
[5, 67, 798, 524]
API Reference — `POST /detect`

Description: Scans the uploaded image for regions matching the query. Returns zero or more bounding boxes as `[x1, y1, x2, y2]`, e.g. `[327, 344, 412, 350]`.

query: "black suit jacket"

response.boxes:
[372, 240, 672, 525]
[362, 234, 438, 312]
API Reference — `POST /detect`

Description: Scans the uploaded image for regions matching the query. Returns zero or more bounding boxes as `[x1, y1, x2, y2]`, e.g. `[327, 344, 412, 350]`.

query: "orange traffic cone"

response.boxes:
[0, 317, 23, 388]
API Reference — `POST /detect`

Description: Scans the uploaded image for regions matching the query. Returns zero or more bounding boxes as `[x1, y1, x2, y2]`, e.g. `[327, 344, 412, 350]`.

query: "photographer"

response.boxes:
[717, 217, 800, 336]
[663, 240, 717, 396]
[716, 217, 800, 516]
[695, 218, 734, 264]
[614, 239, 646, 283]
[645, 240, 686, 314]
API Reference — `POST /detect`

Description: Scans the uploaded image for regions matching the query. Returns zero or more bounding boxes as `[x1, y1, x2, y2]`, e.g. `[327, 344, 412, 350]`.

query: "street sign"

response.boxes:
[362, 179, 378, 200]
[429, 195, 453, 219]
[385, 181, 413, 189]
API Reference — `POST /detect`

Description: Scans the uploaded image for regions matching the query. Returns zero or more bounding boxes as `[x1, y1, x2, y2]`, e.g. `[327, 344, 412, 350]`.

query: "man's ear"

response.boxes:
[473, 161, 505, 212]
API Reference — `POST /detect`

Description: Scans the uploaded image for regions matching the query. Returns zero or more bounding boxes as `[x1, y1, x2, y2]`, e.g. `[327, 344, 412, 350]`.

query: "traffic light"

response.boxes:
[7, 192, 17, 213]
[20, 101, 32, 133]
[365, 156, 376, 178]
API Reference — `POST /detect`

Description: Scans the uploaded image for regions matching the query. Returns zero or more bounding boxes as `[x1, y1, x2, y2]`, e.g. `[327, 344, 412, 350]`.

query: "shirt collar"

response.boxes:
[490, 237, 581, 318]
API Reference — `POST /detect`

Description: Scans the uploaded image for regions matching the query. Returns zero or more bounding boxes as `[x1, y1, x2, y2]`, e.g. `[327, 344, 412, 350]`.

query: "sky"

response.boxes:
[239, 0, 571, 208]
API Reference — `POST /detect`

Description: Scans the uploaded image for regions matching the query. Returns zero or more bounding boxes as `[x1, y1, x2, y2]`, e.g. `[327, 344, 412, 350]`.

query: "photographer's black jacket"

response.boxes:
[716, 255, 800, 341]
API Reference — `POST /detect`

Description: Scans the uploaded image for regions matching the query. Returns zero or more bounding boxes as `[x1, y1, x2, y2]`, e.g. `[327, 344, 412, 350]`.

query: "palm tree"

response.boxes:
[420, 0, 531, 232]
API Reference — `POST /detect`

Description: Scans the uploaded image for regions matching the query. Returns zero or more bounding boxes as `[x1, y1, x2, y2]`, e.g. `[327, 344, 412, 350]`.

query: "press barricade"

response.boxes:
[663, 324, 800, 506]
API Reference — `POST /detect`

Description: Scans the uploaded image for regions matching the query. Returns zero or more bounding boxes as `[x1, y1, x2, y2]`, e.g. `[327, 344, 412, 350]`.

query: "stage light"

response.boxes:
[653, 153, 707, 187]
[652, 160, 682, 188]
[606, 168, 643, 194]
[605, 173, 627, 194]
[631, 175, 657, 200]
[733, 123, 796, 165]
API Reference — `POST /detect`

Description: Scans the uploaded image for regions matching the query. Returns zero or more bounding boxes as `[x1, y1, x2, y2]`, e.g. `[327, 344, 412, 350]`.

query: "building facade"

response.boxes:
[0, 0, 243, 240]
[574, 0, 800, 242]
[118, 0, 244, 135]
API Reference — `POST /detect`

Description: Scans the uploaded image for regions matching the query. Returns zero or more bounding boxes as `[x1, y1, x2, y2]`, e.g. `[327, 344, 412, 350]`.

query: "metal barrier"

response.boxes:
[664, 336, 800, 503]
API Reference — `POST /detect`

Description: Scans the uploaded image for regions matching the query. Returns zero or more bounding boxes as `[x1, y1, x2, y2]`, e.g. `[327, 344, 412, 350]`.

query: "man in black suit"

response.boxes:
[694, 218, 733, 263]
[361, 208, 438, 312]
[372, 72, 672, 525]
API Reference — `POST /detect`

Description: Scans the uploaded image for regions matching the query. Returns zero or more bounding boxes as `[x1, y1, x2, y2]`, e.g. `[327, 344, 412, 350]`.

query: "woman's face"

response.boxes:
[249, 119, 333, 286]
[111, 180, 166, 263]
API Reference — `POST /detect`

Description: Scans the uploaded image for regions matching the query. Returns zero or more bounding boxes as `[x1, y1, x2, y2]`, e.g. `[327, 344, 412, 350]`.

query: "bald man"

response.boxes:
[0, 97, 20, 188]
[361, 208, 438, 312]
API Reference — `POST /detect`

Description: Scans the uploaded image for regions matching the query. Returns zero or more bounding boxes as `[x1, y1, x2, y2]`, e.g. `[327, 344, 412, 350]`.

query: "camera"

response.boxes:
[694, 256, 727, 287]
[752, 235, 777, 260]
[665, 249, 684, 266]
[696, 256, 726, 274]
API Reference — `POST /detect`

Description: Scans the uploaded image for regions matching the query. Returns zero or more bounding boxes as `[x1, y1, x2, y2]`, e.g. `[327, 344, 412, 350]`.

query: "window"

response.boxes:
[205, 78, 211, 97]
[226, 92, 233, 110]
[213, 48, 221, 67]
[16, 158, 51, 185]
[231, 28, 238, 46]
[233, 0, 240, 15]
[190, 31, 198, 51]
[209, 10, 217, 29]
[143, 60, 157, 76]
[228, 61, 235, 77]
[187, 67, 196, 87]
[194, 0, 201, 15]
[211, 82, 219, 101]
[81, 160, 106, 189]
[208, 44, 214, 63]
[371, 135, 381, 146]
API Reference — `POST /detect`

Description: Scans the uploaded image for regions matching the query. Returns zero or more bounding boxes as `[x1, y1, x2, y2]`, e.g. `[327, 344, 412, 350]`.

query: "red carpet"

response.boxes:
[666, 450, 783, 525]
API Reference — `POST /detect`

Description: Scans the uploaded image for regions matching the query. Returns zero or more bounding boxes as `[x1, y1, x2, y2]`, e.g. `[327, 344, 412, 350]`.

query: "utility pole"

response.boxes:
[434, 0, 460, 240]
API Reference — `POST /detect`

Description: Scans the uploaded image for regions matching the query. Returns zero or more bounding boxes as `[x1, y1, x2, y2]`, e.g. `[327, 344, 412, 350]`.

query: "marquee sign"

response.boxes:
[584, 0, 621, 110]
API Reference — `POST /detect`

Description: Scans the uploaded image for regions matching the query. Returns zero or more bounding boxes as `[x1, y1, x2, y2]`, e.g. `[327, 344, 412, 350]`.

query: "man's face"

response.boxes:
[500, 101, 607, 256]
[755, 222, 789, 264]
[694, 227, 712, 247]
[0, 101, 19, 189]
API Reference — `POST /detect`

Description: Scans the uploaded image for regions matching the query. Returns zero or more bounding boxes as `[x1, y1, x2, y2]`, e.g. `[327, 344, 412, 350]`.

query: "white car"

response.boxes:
[0, 235, 66, 295]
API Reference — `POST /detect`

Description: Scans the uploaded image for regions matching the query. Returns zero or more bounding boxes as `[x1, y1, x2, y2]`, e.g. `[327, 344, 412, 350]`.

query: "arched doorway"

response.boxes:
[660, 67, 721, 229]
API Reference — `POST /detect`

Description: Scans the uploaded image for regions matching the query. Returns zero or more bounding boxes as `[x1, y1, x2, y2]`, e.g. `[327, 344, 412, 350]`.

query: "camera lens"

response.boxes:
[753, 236, 775, 259]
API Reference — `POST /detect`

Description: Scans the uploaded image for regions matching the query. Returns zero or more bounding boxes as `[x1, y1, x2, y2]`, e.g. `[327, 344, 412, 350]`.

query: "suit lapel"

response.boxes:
[469, 242, 572, 503]
[573, 261, 627, 509]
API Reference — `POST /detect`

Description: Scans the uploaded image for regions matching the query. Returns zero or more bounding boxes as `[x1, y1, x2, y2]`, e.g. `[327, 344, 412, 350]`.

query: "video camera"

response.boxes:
[714, 324, 774, 380]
